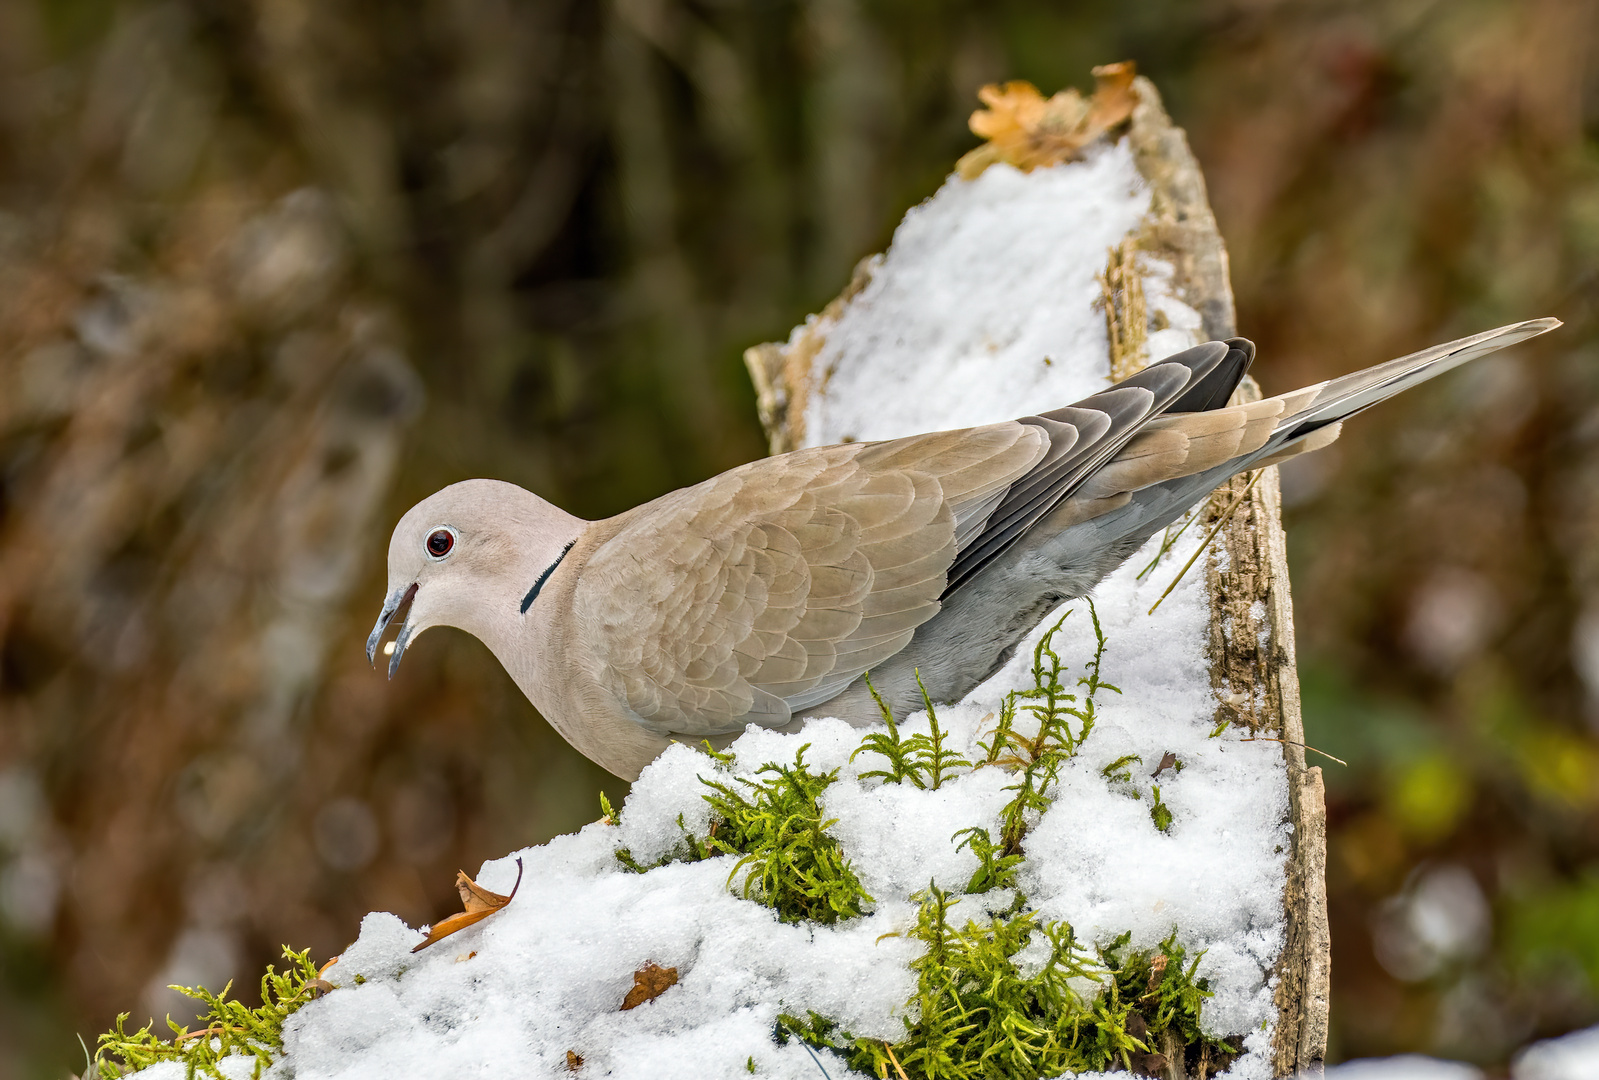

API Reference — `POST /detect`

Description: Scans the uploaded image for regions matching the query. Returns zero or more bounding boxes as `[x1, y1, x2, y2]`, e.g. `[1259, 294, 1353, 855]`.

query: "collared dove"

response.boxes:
[369, 319, 1557, 779]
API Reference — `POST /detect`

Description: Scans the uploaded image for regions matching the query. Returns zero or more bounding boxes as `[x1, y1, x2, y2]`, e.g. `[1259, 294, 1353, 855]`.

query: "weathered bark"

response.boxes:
[744, 74, 1331, 1079]
[1128, 75, 1330, 1079]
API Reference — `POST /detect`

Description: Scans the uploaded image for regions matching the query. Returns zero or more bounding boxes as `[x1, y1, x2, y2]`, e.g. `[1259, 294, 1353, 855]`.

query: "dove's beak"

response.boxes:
[367, 582, 418, 677]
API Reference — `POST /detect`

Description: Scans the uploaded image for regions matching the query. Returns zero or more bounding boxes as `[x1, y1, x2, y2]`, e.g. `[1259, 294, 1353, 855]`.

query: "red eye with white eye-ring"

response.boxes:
[425, 528, 455, 559]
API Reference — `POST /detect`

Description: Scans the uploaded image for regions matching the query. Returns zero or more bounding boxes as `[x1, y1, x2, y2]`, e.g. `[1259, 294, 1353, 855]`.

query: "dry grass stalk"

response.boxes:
[1099, 238, 1149, 380]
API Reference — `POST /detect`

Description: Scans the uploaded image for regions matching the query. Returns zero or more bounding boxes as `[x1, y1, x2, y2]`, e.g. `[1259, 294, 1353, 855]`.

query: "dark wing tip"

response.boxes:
[1165, 337, 1255, 413]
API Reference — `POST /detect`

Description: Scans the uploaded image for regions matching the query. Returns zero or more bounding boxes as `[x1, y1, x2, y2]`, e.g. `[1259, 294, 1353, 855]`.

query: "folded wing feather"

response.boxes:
[573, 424, 1050, 738]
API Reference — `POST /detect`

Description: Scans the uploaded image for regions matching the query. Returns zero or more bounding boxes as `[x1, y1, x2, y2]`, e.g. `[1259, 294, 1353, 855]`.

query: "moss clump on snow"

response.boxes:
[852, 672, 972, 791]
[699, 746, 876, 925]
[779, 905, 1236, 1077]
[615, 746, 875, 925]
[607, 602, 1241, 1077]
[93, 947, 322, 1079]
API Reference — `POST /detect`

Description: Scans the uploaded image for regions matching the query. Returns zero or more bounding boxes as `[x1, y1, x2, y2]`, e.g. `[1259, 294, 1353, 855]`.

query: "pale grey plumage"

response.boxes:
[369, 318, 1559, 779]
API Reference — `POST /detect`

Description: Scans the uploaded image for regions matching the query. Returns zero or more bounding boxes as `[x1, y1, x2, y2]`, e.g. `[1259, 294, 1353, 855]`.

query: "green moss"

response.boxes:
[1102, 929, 1225, 1054]
[886, 883, 1140, 1075]
[700, 745, 874, 924]
[94, 947, 321, 1079]
[1150, 784, 1174, 833]
[952, 824, 1024, 895]
[614, 811, 714, 873]
[1100, 753, 1143, 784]
[610, 744, 874, 923]
[851, 671, 971, 789]
[779, 888, 1230, 1078]
[980, 602, 1121, 863]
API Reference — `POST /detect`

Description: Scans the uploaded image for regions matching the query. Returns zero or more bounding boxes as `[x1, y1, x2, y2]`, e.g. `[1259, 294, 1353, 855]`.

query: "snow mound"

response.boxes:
[1512, 1023, 1599, 1080]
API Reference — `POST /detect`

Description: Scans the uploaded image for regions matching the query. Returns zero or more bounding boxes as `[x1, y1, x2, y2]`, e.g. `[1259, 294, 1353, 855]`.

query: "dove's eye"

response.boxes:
[425, 528, 456, 560]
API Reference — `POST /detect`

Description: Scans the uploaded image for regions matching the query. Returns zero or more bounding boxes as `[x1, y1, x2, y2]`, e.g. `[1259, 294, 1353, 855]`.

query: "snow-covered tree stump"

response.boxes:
[747, 75, 1330, 1078]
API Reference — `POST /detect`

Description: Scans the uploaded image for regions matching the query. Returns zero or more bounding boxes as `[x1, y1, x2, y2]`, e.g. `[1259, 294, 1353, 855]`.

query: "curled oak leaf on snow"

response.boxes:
[411, 857, 524, 953]
[619, 962, 679, 1010]
[955, 62, 1138, 180]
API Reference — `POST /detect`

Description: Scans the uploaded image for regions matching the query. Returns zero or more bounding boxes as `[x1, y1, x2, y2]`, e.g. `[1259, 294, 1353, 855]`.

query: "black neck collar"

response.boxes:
[520, 541, 575, 614]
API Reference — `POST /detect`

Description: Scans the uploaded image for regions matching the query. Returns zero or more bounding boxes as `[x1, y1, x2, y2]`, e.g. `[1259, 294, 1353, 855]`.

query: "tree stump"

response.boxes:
[746, 74, 1330, 1079]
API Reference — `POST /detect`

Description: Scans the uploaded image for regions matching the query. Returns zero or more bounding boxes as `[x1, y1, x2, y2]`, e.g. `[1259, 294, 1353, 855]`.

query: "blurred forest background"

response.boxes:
[0, 0, 1596, 1075]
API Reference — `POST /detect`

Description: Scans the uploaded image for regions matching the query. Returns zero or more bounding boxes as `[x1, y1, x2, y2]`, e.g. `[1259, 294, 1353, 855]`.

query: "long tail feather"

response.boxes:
[1275, 318, 1560, 442]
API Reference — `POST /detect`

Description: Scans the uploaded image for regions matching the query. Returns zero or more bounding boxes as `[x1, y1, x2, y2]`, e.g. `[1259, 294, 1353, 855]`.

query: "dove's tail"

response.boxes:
[942, 318, 1561, 596]
[1074, 317, 1563, 556]
[1247, 317, 1560, 466]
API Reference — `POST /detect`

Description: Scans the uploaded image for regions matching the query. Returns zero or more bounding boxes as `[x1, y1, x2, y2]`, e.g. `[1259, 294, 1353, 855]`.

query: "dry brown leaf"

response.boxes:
[565, 1050, 584, 1071]
[411, 857, 524, 953]
[955, 62, 1138, 180]
[1149, 751, 1178, 779]
[457, 871, 512, 913]
[619, 962, 679, 1010]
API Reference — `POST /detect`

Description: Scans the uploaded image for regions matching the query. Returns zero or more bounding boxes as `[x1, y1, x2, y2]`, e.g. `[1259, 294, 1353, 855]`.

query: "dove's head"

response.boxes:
[368, 479, 586, 676]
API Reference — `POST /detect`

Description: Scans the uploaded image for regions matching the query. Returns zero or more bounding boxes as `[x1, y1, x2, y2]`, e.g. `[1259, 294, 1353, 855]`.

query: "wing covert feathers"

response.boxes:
[573, 425, 1045, 738]
[944, 339, 1236, 591]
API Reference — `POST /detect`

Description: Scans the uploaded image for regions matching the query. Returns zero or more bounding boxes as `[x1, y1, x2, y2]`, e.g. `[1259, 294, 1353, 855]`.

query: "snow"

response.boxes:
[1323, 1059, 1484, 1080]
[1315, 1025, 1599, 1080]
[254, 140, 1294, 1078]
[802, 144, 1191, 444]
[1512, 1023, 1599, 1080]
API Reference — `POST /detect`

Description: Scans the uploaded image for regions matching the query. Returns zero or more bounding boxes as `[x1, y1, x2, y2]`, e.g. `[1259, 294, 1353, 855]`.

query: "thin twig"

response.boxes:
[884, 1042, 911, 1080]
[1148, 470, 1262, 615]
[1136, 511, 1199, 581]
[175, 1025, 237, 1043]
[1239, 736, 1348, 767]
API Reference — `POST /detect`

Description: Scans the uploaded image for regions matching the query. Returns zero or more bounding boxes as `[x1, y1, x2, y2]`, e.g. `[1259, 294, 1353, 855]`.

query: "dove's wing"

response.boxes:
[570, 341, 1239, 740]
[571, 425, 1042, 738]
[943, 339, 1246, 592]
